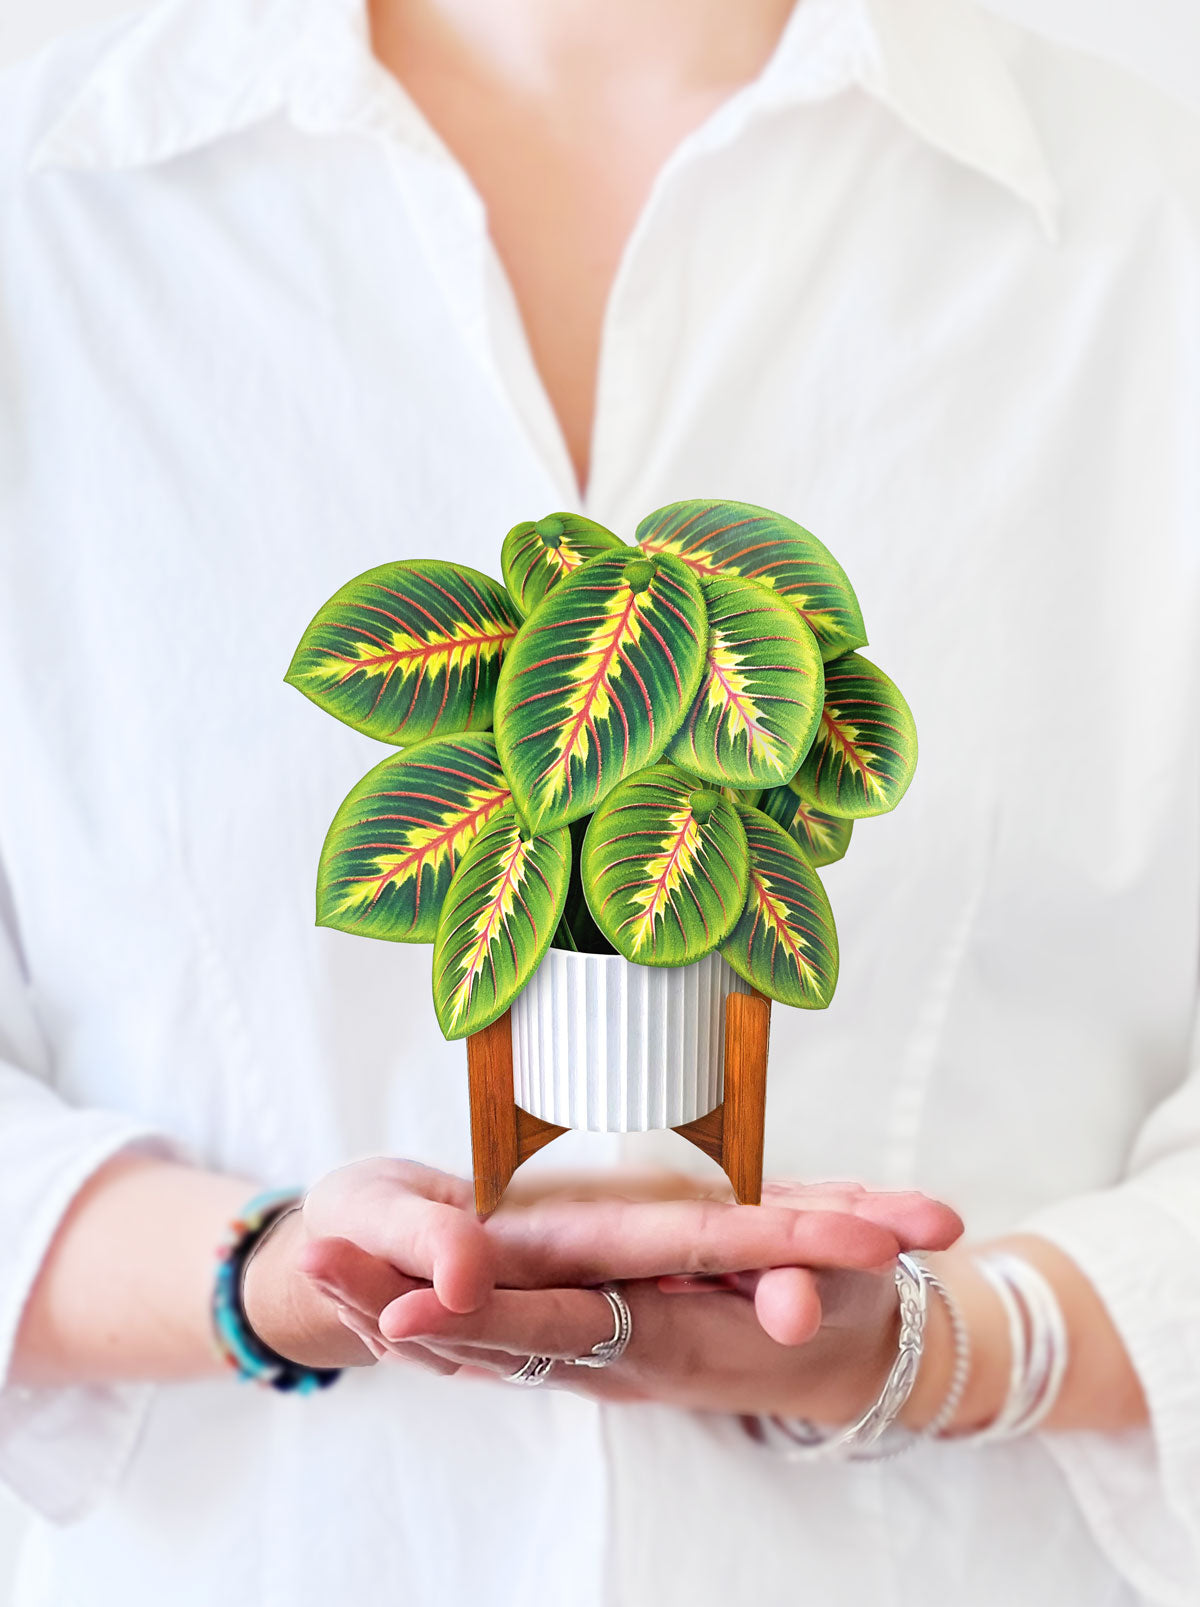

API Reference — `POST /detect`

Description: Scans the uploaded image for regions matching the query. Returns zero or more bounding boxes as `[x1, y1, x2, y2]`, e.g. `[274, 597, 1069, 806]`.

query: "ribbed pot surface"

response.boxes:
[510, 948, 751, 1132]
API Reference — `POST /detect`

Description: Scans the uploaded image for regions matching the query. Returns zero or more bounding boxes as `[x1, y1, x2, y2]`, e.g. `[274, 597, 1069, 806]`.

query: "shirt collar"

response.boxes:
[31, 0, 1059, 236]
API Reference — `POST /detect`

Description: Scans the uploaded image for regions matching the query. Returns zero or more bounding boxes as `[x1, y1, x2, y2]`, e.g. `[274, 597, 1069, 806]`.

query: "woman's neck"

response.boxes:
[370, 0, 798, 99]
[367, 0, 798, 500]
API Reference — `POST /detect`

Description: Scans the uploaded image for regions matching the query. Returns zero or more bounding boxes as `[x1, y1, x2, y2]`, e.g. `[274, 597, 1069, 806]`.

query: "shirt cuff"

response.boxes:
[0, 1114, 184, 1523]
[1020, 1181, 1200, 1607]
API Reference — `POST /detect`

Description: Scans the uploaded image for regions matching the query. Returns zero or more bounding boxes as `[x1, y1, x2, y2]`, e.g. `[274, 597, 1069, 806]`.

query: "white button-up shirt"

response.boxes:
[1, 0, 1198, 1602]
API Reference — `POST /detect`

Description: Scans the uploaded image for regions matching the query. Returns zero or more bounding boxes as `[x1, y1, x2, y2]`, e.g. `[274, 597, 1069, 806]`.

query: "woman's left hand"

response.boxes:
[376, 1262, 900, 1420]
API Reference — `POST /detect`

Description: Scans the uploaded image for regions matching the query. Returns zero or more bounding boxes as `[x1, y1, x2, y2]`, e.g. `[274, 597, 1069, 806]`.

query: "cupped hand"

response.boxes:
[377, 1264, 903, 1420]
[241, 1158, 495, 1370]
[267, 1160, 960, 1387]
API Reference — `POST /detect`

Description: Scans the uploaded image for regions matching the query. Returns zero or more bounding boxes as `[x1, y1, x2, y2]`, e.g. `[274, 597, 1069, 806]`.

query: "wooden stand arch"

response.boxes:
[466, 991, 771, 1217]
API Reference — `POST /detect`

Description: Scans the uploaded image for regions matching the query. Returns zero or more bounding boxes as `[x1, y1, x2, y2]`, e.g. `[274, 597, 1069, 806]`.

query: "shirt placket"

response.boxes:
[285, 9, 576, 510]
[585, 8, 866, 530]
[287, 0, 865, 537]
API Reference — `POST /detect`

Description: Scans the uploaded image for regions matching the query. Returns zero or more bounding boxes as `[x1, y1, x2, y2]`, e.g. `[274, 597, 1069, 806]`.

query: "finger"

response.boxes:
[382, 1160, 476, 1212]
[307, 1164, 495, 1314]
[488, 1198, 900, 1286]
[321, 1273, 463, 1373]
[752, 1265, 823, 1346]
[417, 1341, 533, 1374]
[762, 1182, 963, 1251]
[378, 1285, 619, 1362]
[391, 1344, 464, 1377]
[868, 1195, 962, 1250]
[383, 1199, 494, 1314]
[333, 1304, 390, 1362]
[299, 1236, 424, 1317]
[332, 1303, 462, 1376]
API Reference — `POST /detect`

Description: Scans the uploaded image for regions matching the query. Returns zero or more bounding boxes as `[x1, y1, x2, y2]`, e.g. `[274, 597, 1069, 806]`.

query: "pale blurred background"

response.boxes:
[0, 0, 1197, 1596]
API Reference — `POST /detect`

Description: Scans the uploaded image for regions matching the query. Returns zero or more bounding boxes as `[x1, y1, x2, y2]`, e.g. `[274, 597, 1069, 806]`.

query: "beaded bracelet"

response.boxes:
[211, 1187, 342, 1396]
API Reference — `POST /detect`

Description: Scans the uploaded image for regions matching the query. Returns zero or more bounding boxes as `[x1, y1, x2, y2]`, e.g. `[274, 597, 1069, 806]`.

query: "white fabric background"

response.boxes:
[0, 0, 1197, 1593]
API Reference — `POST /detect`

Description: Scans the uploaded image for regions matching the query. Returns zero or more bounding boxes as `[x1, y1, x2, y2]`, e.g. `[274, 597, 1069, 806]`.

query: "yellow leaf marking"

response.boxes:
[640, 528, 835, 634]
[749, 867, 825, 991]
[623, 802, 701, 955]
[703, 630, 787, 775]
[546, 540, 587, 577]
[643, 536, 770, 586]
[537, 585, 650, 803]
[310, 617, 515, 694]
[792, 803, 840, 856]
[332, 782, 509, 921]
[444, 831, 532, 1030]
[819, 707, 890, 805]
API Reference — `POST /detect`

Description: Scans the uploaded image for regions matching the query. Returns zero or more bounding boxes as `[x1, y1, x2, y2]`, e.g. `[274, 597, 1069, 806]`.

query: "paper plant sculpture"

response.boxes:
[288, 501, 916, 1208]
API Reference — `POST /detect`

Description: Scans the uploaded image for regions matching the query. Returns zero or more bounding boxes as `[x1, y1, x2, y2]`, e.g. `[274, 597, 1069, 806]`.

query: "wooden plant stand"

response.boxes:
[466, 991, 771, 1218]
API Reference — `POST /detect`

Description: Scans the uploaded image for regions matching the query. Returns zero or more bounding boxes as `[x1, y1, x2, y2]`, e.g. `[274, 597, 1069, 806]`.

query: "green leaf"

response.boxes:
[665, 575, 825, 787]
[581, 764, 749, 966]
[494, 551, 708, 832]
[792, 652, 917, 818]
[501, 513, 627, 616]
[757, 782, 854, 868]
[431, 804, 570, 1039]
[316, 734, 511, 943]
[286, 560, 520, 746]
[721, 806, 839, 1008]
[636, 499, 866, 662]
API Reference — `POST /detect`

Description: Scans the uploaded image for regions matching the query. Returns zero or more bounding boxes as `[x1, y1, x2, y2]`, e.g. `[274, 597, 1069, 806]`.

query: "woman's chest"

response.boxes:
[3, 141, 1197, 1211]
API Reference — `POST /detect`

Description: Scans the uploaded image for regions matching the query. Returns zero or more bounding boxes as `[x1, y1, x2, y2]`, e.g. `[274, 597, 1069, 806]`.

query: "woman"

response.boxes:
[1, 0, 1197, 1601]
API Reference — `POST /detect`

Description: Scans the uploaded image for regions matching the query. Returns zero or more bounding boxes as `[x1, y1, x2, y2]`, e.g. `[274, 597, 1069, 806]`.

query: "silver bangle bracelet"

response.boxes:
[966, 1251, 1068, 1441]
[758, 1251, 929, 1462]
[830, 1257, 972, 1461]
[1000, 1254, 1068, 1435]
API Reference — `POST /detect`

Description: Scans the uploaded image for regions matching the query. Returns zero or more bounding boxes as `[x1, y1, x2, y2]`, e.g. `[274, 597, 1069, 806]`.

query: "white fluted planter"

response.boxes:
[510, 948, 752, 1132]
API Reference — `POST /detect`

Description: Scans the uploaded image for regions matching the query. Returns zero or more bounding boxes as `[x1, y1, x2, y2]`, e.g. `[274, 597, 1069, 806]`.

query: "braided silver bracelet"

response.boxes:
[921, 1265, 971, 1438]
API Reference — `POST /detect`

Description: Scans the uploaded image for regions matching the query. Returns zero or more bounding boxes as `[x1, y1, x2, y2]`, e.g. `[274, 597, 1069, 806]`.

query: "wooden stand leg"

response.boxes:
[674, 990, 771, 1205]
[468, 990, 769, 1215]
[466, 1010, 566, 1218]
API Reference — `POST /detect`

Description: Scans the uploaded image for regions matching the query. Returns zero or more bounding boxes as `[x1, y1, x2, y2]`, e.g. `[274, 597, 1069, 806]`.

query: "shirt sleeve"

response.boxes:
[0, 861, 184, 1525]
[1018, 1020, 1200, 1607]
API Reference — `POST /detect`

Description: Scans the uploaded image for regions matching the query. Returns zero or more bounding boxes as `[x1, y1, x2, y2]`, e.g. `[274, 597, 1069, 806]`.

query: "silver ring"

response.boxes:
[504, 1353, 556, 1387]
[565, 1283, 633, 1370]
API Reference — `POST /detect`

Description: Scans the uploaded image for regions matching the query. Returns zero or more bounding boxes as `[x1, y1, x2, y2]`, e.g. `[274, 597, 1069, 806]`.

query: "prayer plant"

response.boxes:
[287, 501, 916, 1041]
